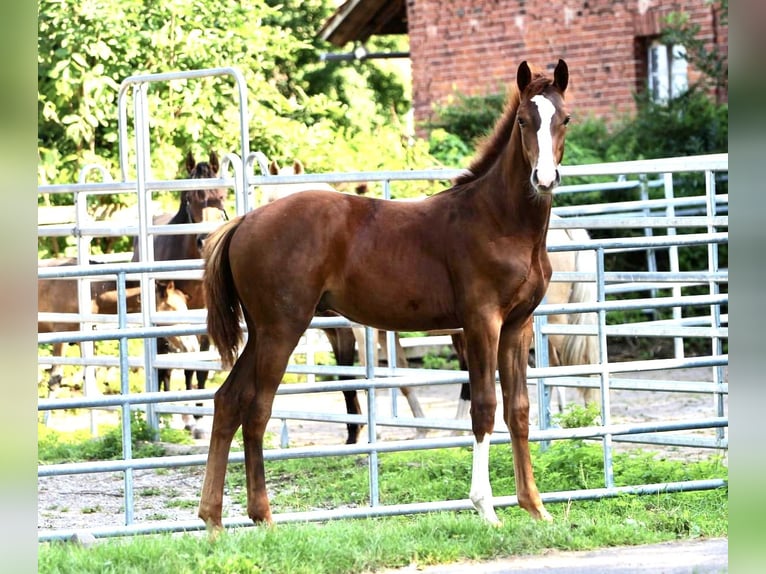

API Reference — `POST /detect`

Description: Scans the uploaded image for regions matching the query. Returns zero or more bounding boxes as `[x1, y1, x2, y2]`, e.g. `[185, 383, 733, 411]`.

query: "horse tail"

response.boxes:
[203, 216, 246, 370]
[560, 227, 599, 367]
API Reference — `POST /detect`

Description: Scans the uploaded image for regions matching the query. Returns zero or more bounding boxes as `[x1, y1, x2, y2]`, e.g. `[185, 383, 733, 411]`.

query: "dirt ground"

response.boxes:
[37, 366, 728, 534]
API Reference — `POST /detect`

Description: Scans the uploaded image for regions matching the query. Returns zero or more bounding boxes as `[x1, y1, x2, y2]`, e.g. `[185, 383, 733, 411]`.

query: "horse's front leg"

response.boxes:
[463, 319, 502, 526]
[498, 317, 552, 521]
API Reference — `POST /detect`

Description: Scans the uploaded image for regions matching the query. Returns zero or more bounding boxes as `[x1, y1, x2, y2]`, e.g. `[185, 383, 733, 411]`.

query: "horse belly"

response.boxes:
[325, 263, 458, 332]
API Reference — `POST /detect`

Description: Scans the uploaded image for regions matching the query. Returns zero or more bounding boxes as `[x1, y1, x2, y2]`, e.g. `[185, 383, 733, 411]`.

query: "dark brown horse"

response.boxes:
[199, 60, 570, 530]
[132, 151, 228, 403]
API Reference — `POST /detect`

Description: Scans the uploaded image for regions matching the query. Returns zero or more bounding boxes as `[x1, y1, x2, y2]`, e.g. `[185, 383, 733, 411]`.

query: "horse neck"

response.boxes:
[169, 199, 192, 224]
[479, 125, 553, 239]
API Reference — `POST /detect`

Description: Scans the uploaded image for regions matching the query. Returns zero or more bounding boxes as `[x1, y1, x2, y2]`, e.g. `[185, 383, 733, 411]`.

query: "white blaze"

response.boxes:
[531, 94, 557, 188]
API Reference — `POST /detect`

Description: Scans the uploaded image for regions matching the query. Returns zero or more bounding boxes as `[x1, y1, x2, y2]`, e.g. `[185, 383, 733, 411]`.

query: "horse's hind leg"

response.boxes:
[240, 325, 306, 524]
[198, 342, 254, 532]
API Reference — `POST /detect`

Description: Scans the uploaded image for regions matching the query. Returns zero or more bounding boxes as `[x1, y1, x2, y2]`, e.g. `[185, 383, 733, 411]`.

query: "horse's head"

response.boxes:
[269, 159, 304, 177]
[515, 59, 570, 194]
[156, 281, 200, 354]
[183, 151, 229, 223]
[261, 159, 336, 203]
[184, 151, 229, 250]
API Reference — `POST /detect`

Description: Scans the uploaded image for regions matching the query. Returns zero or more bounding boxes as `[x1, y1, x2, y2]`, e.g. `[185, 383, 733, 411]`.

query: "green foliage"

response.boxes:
[661, 0, 728, 96]
[428, 128, 471, 168]
[552, 402, 602, 429]
[37, 0, 420, 184]
[421, 349, 460, 371]
[427, 91, 507, 147]
[605, 87, 728, 161]
[38, 412, 191, 463]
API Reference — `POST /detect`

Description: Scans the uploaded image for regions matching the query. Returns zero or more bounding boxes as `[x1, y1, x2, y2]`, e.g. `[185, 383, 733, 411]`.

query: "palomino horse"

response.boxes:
[132, 151, 228, 404]
[37, 259, 198, 392]
[199, 60, 570, 530]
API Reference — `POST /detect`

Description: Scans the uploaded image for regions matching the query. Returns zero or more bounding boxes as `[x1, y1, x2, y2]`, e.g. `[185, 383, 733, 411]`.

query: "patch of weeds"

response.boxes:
[38, 411, 168, 463]
[166, 499, 198, 509]
[552, 402, 601, 428]
[140, 487, 162, 497]
[81, 505, 102, 514]
[422, 350, 459, 370]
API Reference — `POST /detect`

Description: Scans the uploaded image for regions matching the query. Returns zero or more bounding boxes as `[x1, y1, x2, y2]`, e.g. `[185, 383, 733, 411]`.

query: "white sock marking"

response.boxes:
[470, 435, 500, 525]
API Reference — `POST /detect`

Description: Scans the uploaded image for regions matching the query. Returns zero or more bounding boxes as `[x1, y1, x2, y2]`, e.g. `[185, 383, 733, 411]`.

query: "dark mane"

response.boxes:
[454, 74, 553, 186]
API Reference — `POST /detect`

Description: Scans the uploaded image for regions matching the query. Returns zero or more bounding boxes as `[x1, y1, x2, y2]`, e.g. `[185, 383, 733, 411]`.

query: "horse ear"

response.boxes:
[209, 151, 219, 175]
[185, 151, 196, 176]
[269, 160, 279, 175]
[293, 160, 304, 174]
[166, 280, 175, 291]
[553, 59, 569, 93]
[516, 61, 532, 93]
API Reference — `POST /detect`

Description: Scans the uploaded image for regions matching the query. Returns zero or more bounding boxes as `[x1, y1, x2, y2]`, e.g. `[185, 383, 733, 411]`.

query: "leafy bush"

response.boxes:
[605, 87, 728, 161]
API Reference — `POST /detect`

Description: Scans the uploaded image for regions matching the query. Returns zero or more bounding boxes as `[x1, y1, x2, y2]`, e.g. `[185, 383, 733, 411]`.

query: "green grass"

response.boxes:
[38, 432, 727, 573]
[38, 412, 193, 463]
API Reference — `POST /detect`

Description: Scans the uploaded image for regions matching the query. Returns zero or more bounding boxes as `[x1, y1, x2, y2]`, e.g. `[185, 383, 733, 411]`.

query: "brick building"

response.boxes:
[319, 0, 727, 132]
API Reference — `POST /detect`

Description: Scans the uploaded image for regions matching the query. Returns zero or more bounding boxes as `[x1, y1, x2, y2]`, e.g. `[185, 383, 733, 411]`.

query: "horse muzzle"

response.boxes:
[531, 167, 560, 194]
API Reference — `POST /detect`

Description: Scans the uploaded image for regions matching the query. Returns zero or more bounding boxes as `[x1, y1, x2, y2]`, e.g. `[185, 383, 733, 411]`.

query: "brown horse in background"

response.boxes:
[131, 151, 228, 401]
[199, 60, 570, 530]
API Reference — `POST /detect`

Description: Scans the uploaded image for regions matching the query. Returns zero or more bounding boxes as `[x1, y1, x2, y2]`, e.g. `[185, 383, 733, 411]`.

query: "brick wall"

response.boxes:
[406, 0, 727, 133]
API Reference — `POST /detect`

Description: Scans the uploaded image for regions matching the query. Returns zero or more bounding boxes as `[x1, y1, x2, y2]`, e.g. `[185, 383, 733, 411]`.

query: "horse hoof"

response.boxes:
[204, 522, 225, 540]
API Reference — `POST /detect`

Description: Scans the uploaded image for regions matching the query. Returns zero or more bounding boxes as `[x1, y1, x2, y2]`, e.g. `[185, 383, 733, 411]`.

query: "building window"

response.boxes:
[648, 41, 688, 102]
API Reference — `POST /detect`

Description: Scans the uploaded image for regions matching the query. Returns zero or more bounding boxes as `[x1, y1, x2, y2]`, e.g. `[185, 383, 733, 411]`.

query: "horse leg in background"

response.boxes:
[353, 327, 427, 439]
[181, 335, 211, 437]
[545, 330, 567, 413]
[383, 334, 426, 423]
[322, 327, 361, 444]
[450, 332, 472, 422]
[44, 342, 66, 396]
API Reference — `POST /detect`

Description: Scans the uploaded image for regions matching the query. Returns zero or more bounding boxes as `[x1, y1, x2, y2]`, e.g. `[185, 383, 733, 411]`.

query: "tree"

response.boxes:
[38, 0, 437, 255]
[37, 0, 421, 186]
[662, 0, 728, 103]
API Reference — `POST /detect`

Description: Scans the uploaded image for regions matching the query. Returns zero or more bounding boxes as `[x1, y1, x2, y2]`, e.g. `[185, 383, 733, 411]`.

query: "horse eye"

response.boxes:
[563, 115, 571, 126]
[517, 117, 526, 128]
